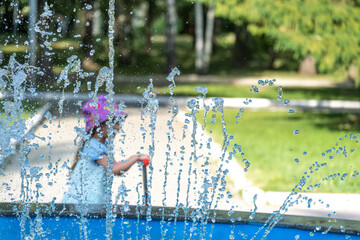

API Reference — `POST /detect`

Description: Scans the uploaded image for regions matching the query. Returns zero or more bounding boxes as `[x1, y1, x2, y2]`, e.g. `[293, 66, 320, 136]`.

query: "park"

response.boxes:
[0, 0, 360, 239]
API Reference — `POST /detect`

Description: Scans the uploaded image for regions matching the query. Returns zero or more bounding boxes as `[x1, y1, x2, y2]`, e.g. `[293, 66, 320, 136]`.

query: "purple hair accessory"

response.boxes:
[82, 95, 127, 132]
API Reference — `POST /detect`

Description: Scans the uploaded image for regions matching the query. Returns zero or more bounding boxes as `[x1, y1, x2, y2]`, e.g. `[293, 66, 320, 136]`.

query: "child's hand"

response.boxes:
[137, 154, 150, 167]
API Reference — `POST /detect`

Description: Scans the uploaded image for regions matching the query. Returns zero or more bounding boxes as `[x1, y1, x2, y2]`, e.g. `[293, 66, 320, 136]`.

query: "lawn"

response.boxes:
[157, 83, 360, 101]
[200, 109, 360, 193]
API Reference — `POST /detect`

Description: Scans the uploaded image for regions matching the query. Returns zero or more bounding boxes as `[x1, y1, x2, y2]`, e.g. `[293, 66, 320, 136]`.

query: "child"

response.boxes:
[62, 95, 150, 205]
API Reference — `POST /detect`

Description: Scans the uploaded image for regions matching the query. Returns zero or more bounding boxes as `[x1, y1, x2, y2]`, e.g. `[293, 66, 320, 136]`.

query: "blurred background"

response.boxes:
[1, 0, 360, 201]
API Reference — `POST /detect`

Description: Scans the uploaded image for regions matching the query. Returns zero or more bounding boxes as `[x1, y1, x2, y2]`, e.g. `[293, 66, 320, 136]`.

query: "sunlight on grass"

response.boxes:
[200, 109, 360, 193]
[52, 40, 81, 50]
[2, 45, 29, 53]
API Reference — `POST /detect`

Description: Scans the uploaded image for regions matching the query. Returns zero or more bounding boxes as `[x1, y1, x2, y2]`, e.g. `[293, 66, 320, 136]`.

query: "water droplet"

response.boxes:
[251, 85, 259, 93]
[283, 99, 289, 105]
[294, 158, 299, 163]
[195, 86, 208, 95]
[258, 80, 265, 86]
[277, 86, 283, 100]
[288, 109, 295, 115]
[90, 49, 95, 56]
[341, 173, 348, 181]
[303, 151, 307, 155]
[293, 130, 300, 135]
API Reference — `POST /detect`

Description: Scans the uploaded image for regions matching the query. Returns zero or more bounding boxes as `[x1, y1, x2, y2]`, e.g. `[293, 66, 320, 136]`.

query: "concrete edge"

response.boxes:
[3, 92, 360, 113]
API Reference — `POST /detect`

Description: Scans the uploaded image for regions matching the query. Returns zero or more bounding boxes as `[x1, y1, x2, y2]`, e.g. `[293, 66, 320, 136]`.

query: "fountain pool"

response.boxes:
[1, 203, 359, 239]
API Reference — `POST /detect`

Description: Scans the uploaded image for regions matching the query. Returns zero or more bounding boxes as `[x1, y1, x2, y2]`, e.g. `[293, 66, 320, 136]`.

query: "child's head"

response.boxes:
[82, 95, 127, 136]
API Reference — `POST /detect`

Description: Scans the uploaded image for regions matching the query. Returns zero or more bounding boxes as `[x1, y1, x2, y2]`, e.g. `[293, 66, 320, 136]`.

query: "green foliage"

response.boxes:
[215, 0, 360, 77]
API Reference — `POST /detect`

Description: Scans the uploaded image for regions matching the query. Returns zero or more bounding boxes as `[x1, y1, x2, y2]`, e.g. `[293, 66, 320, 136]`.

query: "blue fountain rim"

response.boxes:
[0, 202, 359, 235]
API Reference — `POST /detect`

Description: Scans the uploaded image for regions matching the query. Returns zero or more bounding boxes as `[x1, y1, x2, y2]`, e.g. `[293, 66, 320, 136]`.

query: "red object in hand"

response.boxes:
[141, 157, 150, 167]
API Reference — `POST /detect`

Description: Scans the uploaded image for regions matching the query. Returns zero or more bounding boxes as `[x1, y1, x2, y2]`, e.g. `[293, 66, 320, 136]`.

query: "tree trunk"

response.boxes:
[12, 0, 19, 34]
[145, 0, 155, 52]
[347, 63, 358, 87]
[92, 2, 102, 36]
[37, 0, 53, 85]
[212, 18, 221, 53]
[202, 3, 215, 74]
[234, 24, 248, 68]
[267, 47, 277, 69]
[82, 0, 98, 71]
[114, 0, 133, 66]
[165, 0, 177, 72]
[195, 2, 216, 75]
[299, 55, 317, 75]
[3, 0, 13, 32]
[29, 0, 38, 67]
[195, 2, 204, 74]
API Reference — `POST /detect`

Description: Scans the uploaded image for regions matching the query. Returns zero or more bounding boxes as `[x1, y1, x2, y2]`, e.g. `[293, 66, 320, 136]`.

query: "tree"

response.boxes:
[165, 0, 177, 72]
[194, 1, 216, 74]
[12, 0, 20, 34]
[1, 0, 13, 32]
[145, 0, 155, 52]
[216, 0, 360, 81]
[82, 0, 98, 71]
[37, 0, 54, 85]
[195, 2, 204, 73]
[114, 0, 134, 66]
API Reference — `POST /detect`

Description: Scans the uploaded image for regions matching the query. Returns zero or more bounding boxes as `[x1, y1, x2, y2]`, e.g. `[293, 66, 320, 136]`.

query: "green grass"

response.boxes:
[0, 99, 43, 121]
[201, 109, 360, 193]
[158, 83, 360, 101]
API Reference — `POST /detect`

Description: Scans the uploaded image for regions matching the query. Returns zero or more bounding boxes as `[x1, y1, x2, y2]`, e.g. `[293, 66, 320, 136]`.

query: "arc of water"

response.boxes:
[141, 79, 159, 239]
[160, 68, 180, 238]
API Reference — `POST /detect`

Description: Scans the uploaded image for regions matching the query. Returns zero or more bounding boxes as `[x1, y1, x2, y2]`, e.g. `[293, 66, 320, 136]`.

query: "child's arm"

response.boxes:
[96, 154, 150, 175]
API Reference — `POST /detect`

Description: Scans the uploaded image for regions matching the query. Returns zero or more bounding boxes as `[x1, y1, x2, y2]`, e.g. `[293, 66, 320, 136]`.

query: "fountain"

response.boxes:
[0, 1, 360, 240]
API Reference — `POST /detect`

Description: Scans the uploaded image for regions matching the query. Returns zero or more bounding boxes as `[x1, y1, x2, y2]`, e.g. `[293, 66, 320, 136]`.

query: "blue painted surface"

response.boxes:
[0, 216, 359, 239]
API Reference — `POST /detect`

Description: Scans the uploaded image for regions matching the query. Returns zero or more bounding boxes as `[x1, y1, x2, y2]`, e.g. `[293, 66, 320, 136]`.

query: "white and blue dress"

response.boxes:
[62, 138, 108, 205]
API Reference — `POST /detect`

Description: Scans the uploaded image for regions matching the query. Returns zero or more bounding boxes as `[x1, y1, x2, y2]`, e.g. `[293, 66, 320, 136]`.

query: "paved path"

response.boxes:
[115, 74, 355, 88]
